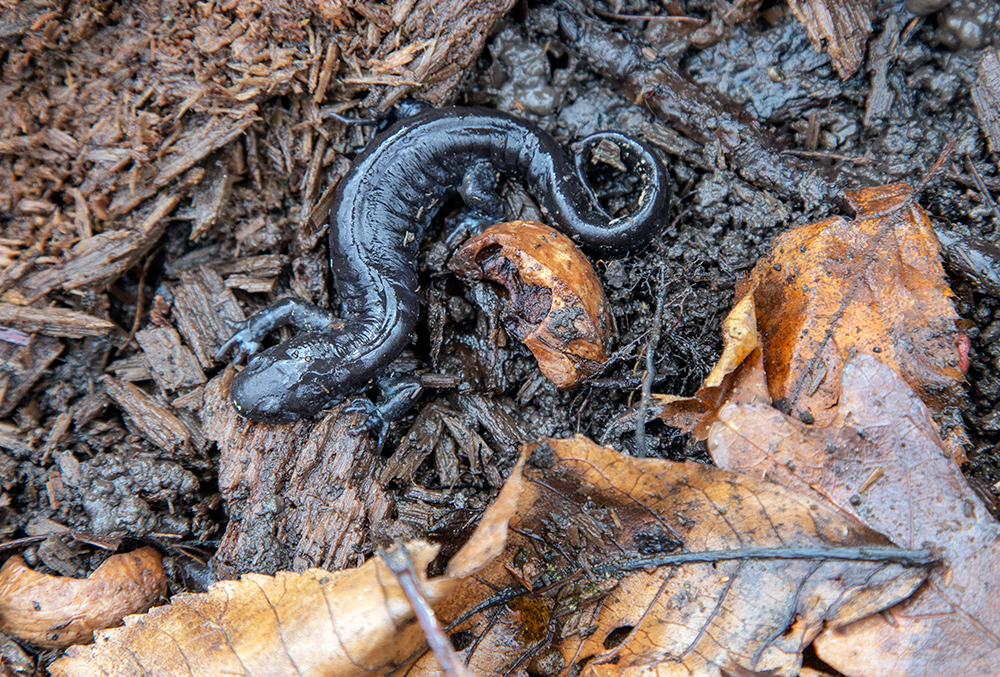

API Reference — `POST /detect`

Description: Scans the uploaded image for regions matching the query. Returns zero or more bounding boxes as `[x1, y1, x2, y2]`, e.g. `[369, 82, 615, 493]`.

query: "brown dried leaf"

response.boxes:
[49, 542, 455, 677]
[710, 354, 1000, 676]
[427, 437, 931, 677]
[750, 183, 964, 451]
[0, 547, 166, 649]
[450, 221, 614, 389]
[787, 0, 873, 78]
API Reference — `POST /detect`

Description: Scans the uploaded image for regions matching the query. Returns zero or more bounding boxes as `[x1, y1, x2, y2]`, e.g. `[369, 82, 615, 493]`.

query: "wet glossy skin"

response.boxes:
[217, 106, 671, 428]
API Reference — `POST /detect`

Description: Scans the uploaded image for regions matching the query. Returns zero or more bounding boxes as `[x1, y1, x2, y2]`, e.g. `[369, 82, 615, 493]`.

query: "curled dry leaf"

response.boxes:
[449, 221, 613, 389]
[50, 542, 458, 677]
[422, 436, 932, 677]
[0, 546, 166, 649]
[710, 354, 1000, 676]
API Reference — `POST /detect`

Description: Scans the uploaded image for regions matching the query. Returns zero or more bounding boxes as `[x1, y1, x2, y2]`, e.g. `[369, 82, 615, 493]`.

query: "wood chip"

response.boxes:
[16, 193, 181, 302]
[109, 115, 258, 218]
[973, 49, 1000, 154]
[202, 370, 406, 576]
[171, 267, 245, 370]
[787, 0, 873, 79]
[223, 274, 277, 293]
[0, 337, 63, 418]
[0, 302, 117, 339]
[104, 378, 191, 454]
[135, 326, 206, 392]
[187, 158, 235, 241]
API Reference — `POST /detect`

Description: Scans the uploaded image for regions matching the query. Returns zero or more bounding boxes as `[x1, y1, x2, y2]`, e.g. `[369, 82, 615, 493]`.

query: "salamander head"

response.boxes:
[229, 344, 348, 424]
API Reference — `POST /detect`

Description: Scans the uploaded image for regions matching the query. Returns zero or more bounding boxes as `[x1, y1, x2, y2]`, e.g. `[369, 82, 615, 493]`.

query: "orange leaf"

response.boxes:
[750, 183, 965, 456]
[50, 542, 455, 676]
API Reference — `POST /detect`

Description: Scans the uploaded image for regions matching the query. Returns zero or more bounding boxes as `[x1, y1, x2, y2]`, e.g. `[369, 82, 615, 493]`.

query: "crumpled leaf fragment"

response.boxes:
[422, 436, 932, 677]
[0, 546, 165, 649]
[449, 221, 614, 389]
[709, 354, 1000, 676]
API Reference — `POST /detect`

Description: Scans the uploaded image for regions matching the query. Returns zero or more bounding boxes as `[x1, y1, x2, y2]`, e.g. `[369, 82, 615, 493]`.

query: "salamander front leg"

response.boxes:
[215, 298, 343, 363]
[343, 369, 422, 446]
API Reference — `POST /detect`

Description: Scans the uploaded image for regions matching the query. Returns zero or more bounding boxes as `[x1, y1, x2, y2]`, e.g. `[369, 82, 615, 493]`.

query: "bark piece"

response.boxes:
[367, 0, 518, 107]
[171, 267, 245, 370]
[135, 326, 206, 392]
[186, 157, 235, 241]
[0, 303, 116, 339]
[0, 547, 166, 649]
[787, 0, 873, 79]
[711, 355, 1000, 676]
[202, 369, 402, 576]
[972, 48, 1000, 154]
[0, 336, 63, 417]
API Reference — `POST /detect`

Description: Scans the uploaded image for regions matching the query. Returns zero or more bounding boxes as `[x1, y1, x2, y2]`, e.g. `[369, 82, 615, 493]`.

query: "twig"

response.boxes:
[380, 543, 474, 677]
[445, 544, 937, 633]
[635, 267, 668, 457]
[593, 9, 706, 24]
[965, 155, 1000, 232]
[781, 149, 872, 166]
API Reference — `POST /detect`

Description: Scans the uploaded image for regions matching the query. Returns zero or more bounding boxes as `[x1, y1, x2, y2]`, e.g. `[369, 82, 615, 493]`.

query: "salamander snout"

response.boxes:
[229, 345, 342, 423]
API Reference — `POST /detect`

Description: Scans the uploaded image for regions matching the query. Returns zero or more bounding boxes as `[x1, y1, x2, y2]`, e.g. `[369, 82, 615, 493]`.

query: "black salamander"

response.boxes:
[216, 106, 670, 433]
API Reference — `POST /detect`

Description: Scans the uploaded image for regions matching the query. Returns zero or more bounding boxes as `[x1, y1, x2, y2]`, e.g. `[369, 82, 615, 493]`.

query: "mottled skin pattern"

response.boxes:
[217, 106, 670, 431]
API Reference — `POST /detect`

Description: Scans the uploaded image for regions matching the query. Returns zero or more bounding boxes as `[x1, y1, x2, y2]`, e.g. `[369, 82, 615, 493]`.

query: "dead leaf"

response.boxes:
[450, 221, 614, 389]
[0, 546, 165, 649]
[710, 354, 1000, 676]
[750, 183, 965, 453]
[787, 0, 873, 79]
[50, 542, 453, 676]
[424, 436, 932, 677]
[48, 458, 531, 677]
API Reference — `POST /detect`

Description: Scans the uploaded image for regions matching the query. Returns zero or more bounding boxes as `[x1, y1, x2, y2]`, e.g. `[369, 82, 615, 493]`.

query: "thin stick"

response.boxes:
[445, 544, 937, 632]
[635, 267, 668, 457]
[380, 543, 474, 677]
